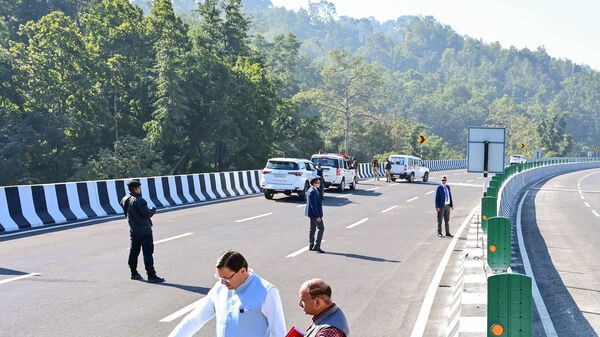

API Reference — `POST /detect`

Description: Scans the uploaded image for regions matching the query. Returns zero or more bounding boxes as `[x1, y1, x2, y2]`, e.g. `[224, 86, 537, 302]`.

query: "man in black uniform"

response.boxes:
[120, 179, 165, 283]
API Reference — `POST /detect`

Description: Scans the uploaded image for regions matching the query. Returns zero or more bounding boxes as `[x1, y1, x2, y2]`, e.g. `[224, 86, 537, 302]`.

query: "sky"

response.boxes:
[269, 0, 600, 71]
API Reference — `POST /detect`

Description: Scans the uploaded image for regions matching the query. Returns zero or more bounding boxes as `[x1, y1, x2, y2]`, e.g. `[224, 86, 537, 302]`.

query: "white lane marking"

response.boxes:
[593, 210, 600, 217]
[286, 240, 326, 258]
[407, 197, 419, 202]
[0, 273, 41, 285]
[367, 187, 380, 191]
[410, 207, 478, 337]
[346, 218, 368, 229]
[160, 297, 207, 322]
[517, 191, 558, 336]
[425, 191, 434, 195]
[235, 213, 272, 223]
[584, 202, 591, 208]
[155, 233, 194, 244]
[382, 205, 398, 213]
[296, 204, 304, 208]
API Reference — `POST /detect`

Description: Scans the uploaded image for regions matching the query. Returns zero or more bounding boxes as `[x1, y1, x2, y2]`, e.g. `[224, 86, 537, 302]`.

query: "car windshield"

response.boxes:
[266, 161, 299, 170]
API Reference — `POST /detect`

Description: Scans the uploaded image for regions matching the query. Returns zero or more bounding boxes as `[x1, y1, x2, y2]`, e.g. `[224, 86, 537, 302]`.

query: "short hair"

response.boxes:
[305, 279, 332, 301]
[310, 177, 321, 185]
[215, 250, 248, 272]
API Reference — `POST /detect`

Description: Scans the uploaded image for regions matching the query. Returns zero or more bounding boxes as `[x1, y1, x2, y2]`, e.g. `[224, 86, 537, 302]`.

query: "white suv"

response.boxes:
[260, 158, 317, 200]
[389, 154, 429, 182]
[310, 154, 357, 192]
[509, 155, 527, 165]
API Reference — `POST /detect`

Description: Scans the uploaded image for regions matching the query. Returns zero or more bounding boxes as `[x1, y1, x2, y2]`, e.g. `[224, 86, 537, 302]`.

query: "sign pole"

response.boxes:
[483, 141, 490, 197]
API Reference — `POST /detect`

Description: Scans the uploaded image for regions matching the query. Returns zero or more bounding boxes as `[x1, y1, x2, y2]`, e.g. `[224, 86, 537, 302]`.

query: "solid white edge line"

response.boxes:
[235, 212, 272, 223]
[346, 218, 368, 229]
[160, 297, 207, 322]
[517, 190, 557, 336]
[410, 207, 478, 337]
[0, 272, 41, 285]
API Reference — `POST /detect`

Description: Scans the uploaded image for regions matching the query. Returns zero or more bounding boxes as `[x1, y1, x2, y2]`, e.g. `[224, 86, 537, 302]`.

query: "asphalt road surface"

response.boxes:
[516, 169, 600, 337]
[2, 169, 597, 337]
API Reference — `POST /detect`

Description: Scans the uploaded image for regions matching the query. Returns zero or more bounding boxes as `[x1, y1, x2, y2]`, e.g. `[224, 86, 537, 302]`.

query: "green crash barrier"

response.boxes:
[488, 273, 532, 336]
[486, 185, 499, 198]
[481, 196, 497, 232]
[487, 216, 511, 272]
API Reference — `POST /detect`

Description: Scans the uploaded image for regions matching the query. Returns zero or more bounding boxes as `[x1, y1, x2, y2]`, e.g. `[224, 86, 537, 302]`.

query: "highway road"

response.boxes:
[2, 168, 598, 337]
[516, 169, 600, 336]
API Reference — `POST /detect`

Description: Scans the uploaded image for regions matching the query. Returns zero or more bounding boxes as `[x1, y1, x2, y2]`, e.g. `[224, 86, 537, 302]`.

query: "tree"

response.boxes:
[9, 11, 102, 182]
[143, 0, 192, 173]
[315, 49, 383, 154]
[537, 112, 575, 157]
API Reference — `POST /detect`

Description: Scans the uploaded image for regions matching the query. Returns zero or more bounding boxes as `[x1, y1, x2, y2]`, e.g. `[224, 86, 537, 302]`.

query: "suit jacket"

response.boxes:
[435, 184, 453, 209]
[305, 186, 323, 218]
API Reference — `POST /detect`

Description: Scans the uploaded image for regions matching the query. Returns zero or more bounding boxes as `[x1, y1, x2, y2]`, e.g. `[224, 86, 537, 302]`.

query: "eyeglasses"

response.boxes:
[215, 271, 237, 282]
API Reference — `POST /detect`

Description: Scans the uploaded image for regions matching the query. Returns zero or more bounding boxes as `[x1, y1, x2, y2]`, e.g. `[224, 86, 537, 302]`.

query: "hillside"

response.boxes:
[1, 0, 599, 186]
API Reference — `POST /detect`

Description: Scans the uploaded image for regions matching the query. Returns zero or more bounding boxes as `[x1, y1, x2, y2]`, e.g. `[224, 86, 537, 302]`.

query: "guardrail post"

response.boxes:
[488, 273, 532, 336]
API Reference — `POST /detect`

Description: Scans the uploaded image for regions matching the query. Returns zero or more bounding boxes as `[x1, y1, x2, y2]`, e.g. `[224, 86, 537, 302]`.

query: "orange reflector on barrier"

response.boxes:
[483, 215, 488, 220]
[491, 323, 504, 335]
[489, 244, 497, 253]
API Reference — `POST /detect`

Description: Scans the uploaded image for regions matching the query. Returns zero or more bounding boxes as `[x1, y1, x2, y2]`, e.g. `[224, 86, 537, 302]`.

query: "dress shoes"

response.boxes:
[131, 272, 143, 280]
[314, 249, 325, 253]
[147, 275, 165, 283]
[446, 234, 454, 237]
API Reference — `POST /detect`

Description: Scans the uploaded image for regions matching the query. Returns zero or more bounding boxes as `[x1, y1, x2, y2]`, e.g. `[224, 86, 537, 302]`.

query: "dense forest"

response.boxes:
[1, 0, 599, 186]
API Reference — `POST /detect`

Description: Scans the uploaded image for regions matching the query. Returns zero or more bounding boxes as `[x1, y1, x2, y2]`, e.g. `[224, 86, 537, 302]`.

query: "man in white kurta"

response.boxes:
[168, 251, 286, 337]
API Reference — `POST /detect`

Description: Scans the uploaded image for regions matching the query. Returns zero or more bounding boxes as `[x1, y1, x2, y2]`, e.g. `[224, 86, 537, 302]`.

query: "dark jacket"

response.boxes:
[120, 192, 156, 235]
[435, 184, 453, 209]
[305, 186, 323, 218]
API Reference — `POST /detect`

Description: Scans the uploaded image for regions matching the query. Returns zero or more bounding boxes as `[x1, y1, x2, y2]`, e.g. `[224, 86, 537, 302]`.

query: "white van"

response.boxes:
[388, 154, 430, 182]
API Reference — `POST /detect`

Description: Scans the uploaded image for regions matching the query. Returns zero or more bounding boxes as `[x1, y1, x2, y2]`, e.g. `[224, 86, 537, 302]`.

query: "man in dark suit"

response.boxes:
[434, 176, 454, 238]
[305, 177, 325, 253]
[120, 179, 165, 283]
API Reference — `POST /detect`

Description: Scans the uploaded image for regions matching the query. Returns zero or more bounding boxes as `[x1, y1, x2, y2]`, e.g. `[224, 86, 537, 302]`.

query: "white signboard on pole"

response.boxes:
[467, 127, 506, 173]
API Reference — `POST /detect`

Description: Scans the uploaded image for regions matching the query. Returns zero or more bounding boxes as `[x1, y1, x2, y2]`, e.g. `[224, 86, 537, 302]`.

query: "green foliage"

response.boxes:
[1, 0, 599, 186]
[71, 135, 168, 181]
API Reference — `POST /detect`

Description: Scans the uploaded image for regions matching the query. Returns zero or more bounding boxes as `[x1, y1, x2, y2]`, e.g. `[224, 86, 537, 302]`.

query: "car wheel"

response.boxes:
[422, 172, 429, 182]
[264, 190, 274, 199]
[298, 182, 309, 201]
[338, 179, 345, 192]
[408, 173, 414, 183]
